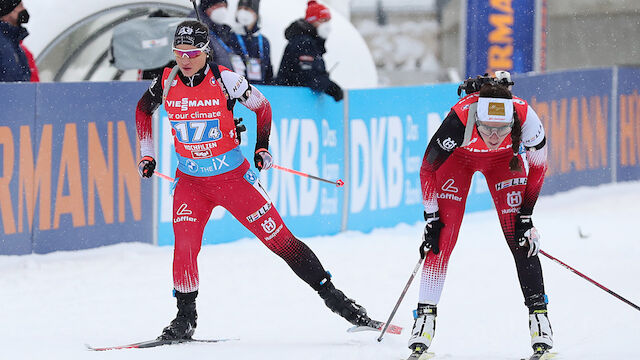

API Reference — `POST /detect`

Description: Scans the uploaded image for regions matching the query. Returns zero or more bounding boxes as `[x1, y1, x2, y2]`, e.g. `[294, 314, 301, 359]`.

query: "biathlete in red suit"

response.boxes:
[407, 74, 554, 359]
[134, 20, 375, 341]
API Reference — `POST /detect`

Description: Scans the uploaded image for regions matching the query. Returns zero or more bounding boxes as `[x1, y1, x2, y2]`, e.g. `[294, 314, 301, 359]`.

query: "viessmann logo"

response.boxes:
[166, 97, 220, 111]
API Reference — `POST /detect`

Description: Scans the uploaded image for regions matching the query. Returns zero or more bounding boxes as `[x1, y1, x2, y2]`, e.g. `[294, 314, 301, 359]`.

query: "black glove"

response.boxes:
[325, 81, 343, 102]
[420, 211, 444, 258]
[515, 214, 540, 257]
[234, 117, 246, 144]
[137, 156, 156, 178]
[254, 148, 273, 171]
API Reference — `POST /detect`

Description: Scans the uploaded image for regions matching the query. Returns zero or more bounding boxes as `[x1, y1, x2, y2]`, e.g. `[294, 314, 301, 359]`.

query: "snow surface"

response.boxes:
[1, 181, 639, 360]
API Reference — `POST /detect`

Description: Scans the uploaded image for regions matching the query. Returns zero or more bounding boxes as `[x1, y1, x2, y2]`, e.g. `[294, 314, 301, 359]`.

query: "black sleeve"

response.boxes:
[424, 110, 466, 170]
[137, 76, 164, 115]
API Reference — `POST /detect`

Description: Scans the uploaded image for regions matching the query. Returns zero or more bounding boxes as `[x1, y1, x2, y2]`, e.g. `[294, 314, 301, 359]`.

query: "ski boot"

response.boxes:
[158, 290, 198, 340]
[407, 303, 437, 360]
[529, 309, 553, 355]
[526, 293, 553, 354]
[317, 280, 371, 327]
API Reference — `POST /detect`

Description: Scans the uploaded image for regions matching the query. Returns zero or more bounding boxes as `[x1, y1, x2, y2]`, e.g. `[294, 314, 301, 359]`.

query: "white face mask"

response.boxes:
[236, 9, 257, 27]
[209, 7, 227, 24]
[316, 22, 332, 39]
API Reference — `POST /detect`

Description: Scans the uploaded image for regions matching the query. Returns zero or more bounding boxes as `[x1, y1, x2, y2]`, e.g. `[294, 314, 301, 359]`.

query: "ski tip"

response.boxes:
[385, 324, 403, 335]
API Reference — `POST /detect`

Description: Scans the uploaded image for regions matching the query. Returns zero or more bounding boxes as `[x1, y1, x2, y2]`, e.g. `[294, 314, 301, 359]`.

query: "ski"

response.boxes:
[347, 319, 403, 335]
[406, 351, 435, 360]
[405, 346, 435, 360]
[86, 338, 236, 351]
[522, 351, 557, 360]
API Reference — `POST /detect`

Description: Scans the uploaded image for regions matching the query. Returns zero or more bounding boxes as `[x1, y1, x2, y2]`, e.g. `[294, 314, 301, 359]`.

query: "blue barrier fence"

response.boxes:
[2, 67, 639, 254]
[0, 82, 154, 255]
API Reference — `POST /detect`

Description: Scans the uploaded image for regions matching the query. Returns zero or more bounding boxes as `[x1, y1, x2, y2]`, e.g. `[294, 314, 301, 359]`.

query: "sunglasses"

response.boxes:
[476, 121, 513, 137]
[172, 42, 209, 59]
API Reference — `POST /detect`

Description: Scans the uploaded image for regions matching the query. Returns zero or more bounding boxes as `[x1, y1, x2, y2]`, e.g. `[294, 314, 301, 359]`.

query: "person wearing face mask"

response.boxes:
[192, 0, 236, 70]
[407, 73, 553, 360]
[0, 0, 32, 82]
[230, 0, 273, 85]
[276, 0, 343, 101]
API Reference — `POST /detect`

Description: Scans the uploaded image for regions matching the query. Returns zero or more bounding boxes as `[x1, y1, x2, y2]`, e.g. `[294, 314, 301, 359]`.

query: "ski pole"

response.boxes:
[539, 249, 640, 312]
[189, 0, 202, 22]
[155, 166, 345, 188]
[272, 164, 344, 187]
[154, 171, 175, 182]
[377, 256, 425, 342]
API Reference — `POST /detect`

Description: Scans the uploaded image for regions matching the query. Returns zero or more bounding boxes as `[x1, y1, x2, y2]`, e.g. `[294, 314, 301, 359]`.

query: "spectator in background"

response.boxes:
[0, 0, 31, 82]
[276, 0, 343, 101]
[231, 0, 273, 85]
[193, 0, 236, 70]
[19, 42, 38, 81]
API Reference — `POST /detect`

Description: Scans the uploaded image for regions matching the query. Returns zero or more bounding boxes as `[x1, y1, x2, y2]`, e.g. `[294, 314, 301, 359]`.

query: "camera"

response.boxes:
[457, 71, 515, 97]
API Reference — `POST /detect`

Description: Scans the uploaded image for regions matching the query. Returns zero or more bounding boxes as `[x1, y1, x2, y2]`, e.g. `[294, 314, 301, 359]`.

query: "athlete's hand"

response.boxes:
[137, 156, 156, 178]
[515, 214, 540, 257]
[420, 211, 444, 258]
[254, 148, 272, 171]
[234, 117, 246, 144]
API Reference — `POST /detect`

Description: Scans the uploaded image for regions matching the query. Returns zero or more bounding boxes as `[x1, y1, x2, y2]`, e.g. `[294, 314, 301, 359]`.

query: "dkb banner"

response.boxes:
[346, 84, 493, 233]
[155, 86, 345, 246]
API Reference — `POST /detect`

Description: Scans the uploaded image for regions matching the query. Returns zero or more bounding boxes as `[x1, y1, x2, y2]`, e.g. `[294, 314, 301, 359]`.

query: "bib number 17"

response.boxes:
[172, 120, 221, 143]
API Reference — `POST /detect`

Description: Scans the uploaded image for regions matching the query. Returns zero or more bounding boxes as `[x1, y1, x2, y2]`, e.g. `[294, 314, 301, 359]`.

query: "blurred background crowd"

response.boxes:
[2, 0, 639, 88]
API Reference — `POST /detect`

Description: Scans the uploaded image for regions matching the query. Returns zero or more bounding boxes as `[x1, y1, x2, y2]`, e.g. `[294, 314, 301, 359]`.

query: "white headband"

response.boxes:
[477, 97, 514, 123]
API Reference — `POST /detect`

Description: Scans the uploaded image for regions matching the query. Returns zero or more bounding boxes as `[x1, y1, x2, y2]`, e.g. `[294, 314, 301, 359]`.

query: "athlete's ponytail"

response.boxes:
[509, 109, 523, 172]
